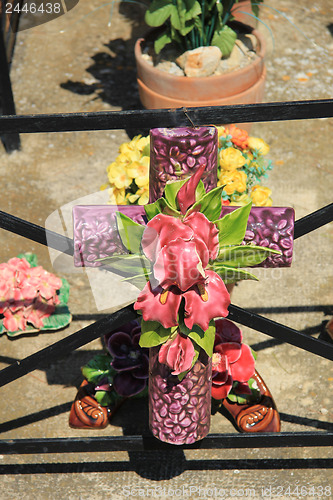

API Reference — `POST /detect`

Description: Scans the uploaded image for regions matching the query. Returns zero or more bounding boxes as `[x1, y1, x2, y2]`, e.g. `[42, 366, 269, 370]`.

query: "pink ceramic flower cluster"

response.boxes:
[0, 257, 63, 332]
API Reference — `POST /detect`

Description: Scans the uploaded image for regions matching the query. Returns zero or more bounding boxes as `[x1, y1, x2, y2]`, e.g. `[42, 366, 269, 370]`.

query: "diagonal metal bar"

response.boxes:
[0, 304, 137, 388]
[294, 203, 333, 239]
[0, 99, 332, 134]
[0, 432, 332, 454]
[228, 305, 333, 360]
[0, 210, 74, 255]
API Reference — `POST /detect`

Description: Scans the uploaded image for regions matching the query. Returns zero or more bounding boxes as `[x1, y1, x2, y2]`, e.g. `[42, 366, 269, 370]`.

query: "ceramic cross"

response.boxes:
[73, 127, 294, 271]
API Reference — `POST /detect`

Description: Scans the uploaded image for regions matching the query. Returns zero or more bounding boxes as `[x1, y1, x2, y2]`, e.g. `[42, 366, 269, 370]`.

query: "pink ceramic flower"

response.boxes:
[0, 257, 63, 332]
[211, 319, 255, 400]
[141, 212, 219, 292]
[159, 333, 195, 375]
[135, 270, 230, 332]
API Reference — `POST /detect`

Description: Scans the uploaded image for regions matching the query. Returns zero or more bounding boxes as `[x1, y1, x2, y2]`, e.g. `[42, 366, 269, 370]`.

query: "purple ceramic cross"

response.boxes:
[73, 126, 294, 269]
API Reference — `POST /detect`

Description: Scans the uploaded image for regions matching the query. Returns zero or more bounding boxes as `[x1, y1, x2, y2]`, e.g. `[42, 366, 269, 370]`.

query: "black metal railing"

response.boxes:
[0, 100, 332, 457]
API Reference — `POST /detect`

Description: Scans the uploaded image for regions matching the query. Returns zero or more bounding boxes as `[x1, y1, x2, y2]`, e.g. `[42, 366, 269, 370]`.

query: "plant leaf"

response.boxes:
[154, 30, 172, 53]
[186, 185, 223, 221]
[217, 244, 281, 267]
[116, 211, 145, 254]
[214, 202, 252, 246]
[145, 0, 174, 27]
[211, 25, 237, 57]
[139, 320, 173, 348]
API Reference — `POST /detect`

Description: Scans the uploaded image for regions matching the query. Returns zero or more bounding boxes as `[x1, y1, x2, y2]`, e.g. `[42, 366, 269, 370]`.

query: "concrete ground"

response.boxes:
[0, 0, 332, 498]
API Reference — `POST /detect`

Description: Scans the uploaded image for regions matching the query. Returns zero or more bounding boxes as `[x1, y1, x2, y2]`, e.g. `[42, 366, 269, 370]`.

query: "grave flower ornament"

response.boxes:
[98, 156, 280, 444]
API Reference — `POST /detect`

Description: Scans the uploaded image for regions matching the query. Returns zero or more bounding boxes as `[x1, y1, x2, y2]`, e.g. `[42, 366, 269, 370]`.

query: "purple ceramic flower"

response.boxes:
[105, 320, 149, 397]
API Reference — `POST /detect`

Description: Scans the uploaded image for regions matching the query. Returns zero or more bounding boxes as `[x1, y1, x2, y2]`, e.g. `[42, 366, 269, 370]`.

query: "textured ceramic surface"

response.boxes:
[73, 205, 146, 267]
[149, 126, 218, 202]
[220, 206, 295, 267]
[149, 346, 212, 445]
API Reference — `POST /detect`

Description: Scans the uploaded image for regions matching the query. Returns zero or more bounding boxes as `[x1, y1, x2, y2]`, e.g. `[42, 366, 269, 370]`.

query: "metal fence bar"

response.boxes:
[0, 432, 332, 454]
[0, 304, 137, 387]
[294, 203, 333, 239]
[0, 99, 332, 134]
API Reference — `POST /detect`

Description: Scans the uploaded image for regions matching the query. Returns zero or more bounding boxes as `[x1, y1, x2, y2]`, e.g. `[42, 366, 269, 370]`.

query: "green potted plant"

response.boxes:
[135, 0, 266, 112]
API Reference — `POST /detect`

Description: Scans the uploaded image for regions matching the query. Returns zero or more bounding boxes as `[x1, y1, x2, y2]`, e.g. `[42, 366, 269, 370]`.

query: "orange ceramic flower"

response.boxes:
[226, 124, 249, 149]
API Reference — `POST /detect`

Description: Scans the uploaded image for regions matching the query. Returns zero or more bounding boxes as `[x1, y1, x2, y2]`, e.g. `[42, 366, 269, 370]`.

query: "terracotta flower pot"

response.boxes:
[149, 346, 212, 445]
[134, 26, 266, 125]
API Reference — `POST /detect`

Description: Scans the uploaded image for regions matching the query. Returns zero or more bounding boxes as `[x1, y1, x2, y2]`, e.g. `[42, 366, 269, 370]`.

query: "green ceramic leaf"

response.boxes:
[144, 197, 180, 220]
[94, 390, 116, 407]
[217, 244, 281, 267]
[139, 320, 173, 348]
[211, 25, 237, 57]
[164, 178, 206, 211]
[81, 353, 113, 385]
[17, 252, 38, 267]
[214, 203, 252, 246]
[57, 278, 70, 305]
[188, 321, 215, 358]
[186, 185, 223, 221]
[41, 304, 72, 331]
[116, 212, 145, 254]
[96, 254, 151, 285]
[0, 320, 6, 336]
[211, 264, 259, 284]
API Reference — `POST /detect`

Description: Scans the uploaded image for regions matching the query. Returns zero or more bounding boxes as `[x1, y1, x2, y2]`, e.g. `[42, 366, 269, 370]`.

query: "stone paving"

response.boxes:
[0, 0, 332, 498]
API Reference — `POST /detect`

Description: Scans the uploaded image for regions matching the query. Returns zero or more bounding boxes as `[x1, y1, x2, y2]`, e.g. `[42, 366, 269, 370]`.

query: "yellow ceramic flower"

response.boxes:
[216, 126, 227, 140]
[107, 163, 132, 190]
[108, 187, 126, 205]
[248, 137, 270, 156]
[219, 147, 246, 171]
[219, 170, 247, 196]
[126, 156, 150, 187]
[250, 185, 273, 206]
[230, 193, 252, 206]
[128, 186, 149, 205]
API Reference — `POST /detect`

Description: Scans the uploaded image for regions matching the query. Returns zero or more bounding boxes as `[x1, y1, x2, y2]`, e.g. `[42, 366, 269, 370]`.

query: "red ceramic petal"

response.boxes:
[184, 212, 219, 260]
[141, 214, 193, 261]
[229, 344, 255, 383]
[215, 318, 243, 343]
[134, 282, 181, 329]
[154, 238, 206, 291]
[211, 374, 233, 400]
[183, 270, 230, 331]
[177, 163, 206, 214]
[220, 342, 242, 364]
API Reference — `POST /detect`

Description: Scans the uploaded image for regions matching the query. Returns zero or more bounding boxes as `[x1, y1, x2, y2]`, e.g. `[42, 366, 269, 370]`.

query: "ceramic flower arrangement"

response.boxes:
[103, 124, 273, 208]
[96, 161, 279, 443]
[217, 124, 273, 207]
[102, 134, 150, 206]
[0, 253, 71, 337]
